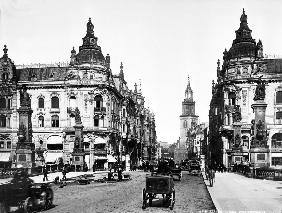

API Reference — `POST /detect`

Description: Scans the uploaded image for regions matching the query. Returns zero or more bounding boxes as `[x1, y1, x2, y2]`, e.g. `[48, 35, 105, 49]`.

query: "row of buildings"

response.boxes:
[171, 9, 282, 170]
[0, 18, 157, 171]
[209, 9, 282, 169]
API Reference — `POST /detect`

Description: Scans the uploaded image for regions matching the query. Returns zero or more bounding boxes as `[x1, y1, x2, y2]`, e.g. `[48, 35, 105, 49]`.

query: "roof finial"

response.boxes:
[87, 17, 94, 35]
[3, 45, 8, 56]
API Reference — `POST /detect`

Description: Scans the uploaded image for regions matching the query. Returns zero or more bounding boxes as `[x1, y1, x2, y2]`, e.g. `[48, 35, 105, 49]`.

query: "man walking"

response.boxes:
[43, 166, 48, 181]
[62, 167, 67, 181]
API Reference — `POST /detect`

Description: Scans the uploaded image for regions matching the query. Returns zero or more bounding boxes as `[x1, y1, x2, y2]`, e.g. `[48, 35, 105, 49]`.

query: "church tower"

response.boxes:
[175, 76, 199, 163]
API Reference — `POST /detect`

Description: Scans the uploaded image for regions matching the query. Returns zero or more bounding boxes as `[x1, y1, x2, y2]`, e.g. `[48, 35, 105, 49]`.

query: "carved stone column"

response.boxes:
[16, 86, 35, 171]
[72, 108, 85, 171]
[250, 78, 269, 168]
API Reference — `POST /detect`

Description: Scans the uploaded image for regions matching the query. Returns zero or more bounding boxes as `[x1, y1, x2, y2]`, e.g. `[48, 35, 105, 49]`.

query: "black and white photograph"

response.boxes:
[0, 0, 282, 212]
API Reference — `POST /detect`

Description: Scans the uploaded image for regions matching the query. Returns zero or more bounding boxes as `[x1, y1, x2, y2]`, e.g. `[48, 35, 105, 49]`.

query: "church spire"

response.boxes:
[185, 75, 193, 101]
[119, 62, 124, 79]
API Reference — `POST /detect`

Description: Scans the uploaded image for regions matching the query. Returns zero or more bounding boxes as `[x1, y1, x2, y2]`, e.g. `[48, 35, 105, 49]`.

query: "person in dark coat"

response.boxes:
[62, 167, 67, 181]
[43, 166, 48, 181]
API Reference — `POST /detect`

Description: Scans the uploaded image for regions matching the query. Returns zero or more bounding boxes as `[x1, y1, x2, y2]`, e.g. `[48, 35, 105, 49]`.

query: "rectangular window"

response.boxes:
[123, 124, 125, 132]
[257, 154, 265, 161]
[276, 91, 282, 104]
[272, 157, 282, 166]
[123, 109, 126, 117]
[0, 141, 4, 149]
[7, 141, 11, 149]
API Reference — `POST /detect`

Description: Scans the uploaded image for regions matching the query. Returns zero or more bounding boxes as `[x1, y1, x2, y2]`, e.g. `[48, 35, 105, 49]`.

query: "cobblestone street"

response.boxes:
[45, 171, 215, 213]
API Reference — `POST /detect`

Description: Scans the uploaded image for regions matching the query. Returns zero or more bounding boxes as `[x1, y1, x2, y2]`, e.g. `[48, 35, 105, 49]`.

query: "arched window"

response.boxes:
[38, 98, 44, 108]
[69, 96, 76, 108]
[38, 116, 44, 127]
[51, 96, 59, 108]
[242, 135, 249, 147]
[272, 133, 282, 148]
[51, 115, 59, 127]
[276, 91, 282, 104]
[2, 73, 8, 80]
[94, 115, 99, 127]
[0, 115, 6, 127]
[0, 98, 6, 109]
[228, 92, 236, 106]
[94, 95, 103, 109]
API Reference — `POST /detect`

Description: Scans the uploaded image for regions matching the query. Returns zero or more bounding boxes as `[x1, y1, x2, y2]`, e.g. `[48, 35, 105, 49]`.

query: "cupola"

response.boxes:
[75, 18, 105, 65]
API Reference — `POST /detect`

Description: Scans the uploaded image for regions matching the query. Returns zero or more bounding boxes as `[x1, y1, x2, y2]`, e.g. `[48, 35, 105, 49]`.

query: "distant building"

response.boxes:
[175, 76, 199, 163]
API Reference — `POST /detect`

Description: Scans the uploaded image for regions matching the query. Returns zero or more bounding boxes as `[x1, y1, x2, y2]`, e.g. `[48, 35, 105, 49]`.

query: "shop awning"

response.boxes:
[0, 152, 11, 162]
[107, 155, 117, 163]
[45, 152, 63, 164]
[47, 135, 63, 144]
[94, 137, 106, 144]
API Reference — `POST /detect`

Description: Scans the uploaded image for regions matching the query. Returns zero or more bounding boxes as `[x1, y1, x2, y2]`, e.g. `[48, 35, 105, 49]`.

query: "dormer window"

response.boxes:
[2, 73, 8, 81]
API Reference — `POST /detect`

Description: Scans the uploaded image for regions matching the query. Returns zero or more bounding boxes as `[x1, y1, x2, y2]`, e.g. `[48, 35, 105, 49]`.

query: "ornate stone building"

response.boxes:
[175, 76, 199, 163]
[0, 18, 157, 170]
[209, 9, 282, 168]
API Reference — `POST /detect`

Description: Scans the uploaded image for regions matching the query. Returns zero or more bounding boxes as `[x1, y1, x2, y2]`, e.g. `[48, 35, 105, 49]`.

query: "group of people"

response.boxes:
[42, 165, 68, 182]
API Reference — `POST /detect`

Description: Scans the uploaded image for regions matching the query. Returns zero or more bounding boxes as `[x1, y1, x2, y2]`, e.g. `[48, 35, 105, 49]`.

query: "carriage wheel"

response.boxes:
[148, 193, 153, 206]
[0, 202, 8, 213]
[23, 197, 33, 213]
[169, 189, 175, 210]
[45, 188, 54, 209]
[142, 188, 147, 209]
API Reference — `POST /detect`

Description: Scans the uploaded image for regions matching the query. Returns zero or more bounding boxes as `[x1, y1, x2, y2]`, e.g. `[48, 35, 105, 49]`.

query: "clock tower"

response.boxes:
[175, 76, 199, 163]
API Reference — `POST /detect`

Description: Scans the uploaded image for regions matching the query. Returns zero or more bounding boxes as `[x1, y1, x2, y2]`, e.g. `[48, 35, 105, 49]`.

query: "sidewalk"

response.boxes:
[203, 172, 282, 212]
[0, 171, 108, 185]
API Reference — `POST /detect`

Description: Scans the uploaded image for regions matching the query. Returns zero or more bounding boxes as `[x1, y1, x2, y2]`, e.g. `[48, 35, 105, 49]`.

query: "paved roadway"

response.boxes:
[44, 171, 215, 213]
[204, 172, 282, 212]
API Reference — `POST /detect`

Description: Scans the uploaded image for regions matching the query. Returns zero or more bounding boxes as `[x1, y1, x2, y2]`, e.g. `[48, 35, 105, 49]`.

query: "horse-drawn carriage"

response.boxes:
[142, 175, 175, 210]
[170, 168, 182, 181]
[0, 170, 53, 213]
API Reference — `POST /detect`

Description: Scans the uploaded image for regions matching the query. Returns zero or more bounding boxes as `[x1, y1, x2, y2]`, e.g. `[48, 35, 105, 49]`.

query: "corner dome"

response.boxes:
[74, 18, 105, 66]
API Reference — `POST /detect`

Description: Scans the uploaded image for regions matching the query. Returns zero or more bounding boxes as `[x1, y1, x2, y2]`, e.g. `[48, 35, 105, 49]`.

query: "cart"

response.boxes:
[0, 181, 53, 213]
[142, 175, 175, 210]
[170, 168, 182, 181]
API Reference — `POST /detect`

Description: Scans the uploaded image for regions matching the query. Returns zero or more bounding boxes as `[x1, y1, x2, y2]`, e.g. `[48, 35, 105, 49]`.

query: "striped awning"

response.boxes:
[94, 137, 106, 144]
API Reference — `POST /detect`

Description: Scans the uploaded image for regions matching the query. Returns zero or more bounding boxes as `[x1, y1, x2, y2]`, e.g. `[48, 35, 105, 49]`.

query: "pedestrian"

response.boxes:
[62, 167, 67, 181]
[43, 166, 48, 181]
[118, 166, 122, 181]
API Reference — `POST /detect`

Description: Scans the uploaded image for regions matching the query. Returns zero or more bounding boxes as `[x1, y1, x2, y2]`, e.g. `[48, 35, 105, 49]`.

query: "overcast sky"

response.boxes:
[1, 0, 282, 143]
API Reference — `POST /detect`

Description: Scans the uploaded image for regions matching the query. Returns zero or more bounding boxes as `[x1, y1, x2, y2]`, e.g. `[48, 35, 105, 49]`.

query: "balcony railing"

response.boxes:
[67, 107, 76, 114]
[94, 107, 106, 113]
[94, 150, 107, 155]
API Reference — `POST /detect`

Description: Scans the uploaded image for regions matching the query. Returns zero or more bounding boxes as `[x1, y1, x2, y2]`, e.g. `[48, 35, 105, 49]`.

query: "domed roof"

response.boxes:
[74, 18, 105, 65]
[227, 9, 257, 60]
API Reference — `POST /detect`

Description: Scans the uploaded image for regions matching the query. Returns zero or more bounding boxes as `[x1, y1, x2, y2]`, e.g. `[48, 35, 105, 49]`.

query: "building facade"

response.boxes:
[0, 18, 157, 170]
[209, 9, 282, 169]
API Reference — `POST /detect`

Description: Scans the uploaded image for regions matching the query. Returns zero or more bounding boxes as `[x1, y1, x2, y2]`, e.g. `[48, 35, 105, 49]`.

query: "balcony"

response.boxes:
[94, 149, 107, 155]
[94, 107, 106, 113]
[50, 108, 60, 113]
[67, 107, 76, 114]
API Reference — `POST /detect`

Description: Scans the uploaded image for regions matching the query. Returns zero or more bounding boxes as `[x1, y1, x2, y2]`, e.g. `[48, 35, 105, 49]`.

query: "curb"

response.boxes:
[201, 172, 219, 212]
